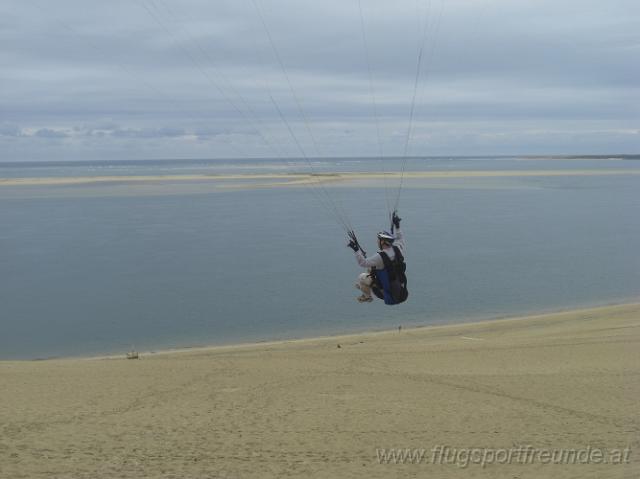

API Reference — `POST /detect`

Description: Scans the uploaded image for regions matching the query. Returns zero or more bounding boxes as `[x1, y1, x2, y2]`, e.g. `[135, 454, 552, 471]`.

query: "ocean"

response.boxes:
[1, 156, 639, 359]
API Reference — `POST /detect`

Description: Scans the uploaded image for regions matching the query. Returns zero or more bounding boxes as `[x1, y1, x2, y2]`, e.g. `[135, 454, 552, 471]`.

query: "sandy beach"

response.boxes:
[1, 303, 638, 478]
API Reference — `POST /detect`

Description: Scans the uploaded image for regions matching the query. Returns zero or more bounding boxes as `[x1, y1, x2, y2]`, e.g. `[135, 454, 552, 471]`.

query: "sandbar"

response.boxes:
[2, 169, 640, 188]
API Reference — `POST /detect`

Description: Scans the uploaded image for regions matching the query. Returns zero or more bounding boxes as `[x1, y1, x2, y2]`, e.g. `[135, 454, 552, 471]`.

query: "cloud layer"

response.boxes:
[1, 0, 638, 161]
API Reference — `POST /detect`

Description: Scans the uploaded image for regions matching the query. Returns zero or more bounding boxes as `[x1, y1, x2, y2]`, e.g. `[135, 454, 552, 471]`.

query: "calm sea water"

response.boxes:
[1, 156, 639, 359]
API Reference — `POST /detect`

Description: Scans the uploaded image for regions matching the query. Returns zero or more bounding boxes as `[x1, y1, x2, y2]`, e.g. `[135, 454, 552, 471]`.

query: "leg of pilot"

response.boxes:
[355, 272, 373, 302]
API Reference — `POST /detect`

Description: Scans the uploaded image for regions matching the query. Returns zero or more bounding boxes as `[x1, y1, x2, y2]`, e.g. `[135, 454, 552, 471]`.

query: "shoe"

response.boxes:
[357, 295, 373, 303]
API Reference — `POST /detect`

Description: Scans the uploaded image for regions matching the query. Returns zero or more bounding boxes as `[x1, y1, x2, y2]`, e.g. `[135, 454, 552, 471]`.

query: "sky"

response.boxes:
[1, 0, 639, 161]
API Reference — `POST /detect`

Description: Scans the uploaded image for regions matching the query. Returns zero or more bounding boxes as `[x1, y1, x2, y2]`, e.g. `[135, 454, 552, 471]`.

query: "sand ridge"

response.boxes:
[1, 303, 639, 478]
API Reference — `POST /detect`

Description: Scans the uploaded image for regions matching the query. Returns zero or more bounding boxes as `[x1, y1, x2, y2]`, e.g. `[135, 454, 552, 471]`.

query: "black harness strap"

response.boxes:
[378, 251, 396, 281]
[392, 246, 404, 265]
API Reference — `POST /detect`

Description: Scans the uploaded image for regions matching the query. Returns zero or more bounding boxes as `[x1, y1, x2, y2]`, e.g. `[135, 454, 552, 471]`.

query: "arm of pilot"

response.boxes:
[393, 227, 406, 251]
[355, 250, 384, 269]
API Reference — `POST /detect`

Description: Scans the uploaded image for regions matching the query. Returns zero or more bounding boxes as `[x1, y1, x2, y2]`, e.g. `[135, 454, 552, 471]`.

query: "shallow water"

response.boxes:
[1, 157, 639, 359]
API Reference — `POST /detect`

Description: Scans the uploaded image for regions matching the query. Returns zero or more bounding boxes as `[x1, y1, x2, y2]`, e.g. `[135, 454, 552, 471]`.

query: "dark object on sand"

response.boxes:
[126, 350, 139, 359]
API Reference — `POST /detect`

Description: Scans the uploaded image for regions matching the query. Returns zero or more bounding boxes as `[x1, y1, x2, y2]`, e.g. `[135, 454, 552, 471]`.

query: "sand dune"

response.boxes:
[1, 303, 638, 478]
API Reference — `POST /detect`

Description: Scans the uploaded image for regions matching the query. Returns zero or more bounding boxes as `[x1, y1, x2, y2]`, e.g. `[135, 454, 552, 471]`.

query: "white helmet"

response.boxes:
[377, 230, 395, 243]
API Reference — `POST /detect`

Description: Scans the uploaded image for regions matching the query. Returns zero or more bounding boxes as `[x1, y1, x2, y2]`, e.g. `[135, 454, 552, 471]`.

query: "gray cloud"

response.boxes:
[34, 128, 69, 139]
[0, 0, 638, 160]
[111, 127, 187, 139]
[0, 124, 22, 137]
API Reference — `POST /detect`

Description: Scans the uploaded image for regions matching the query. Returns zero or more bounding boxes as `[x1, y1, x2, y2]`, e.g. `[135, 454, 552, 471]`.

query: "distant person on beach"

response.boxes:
[348, 211, 408, 305]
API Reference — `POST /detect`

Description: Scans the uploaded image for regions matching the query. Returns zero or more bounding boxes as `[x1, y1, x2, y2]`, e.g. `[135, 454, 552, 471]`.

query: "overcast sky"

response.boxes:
[1, 0, 638, 161]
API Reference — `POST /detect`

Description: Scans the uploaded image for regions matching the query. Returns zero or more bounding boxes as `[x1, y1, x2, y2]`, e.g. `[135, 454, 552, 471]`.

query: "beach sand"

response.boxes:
[1, 303, 638, 478]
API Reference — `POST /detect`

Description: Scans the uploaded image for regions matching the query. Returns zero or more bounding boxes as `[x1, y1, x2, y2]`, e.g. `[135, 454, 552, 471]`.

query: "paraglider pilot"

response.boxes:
[348, 211, 407, 304]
